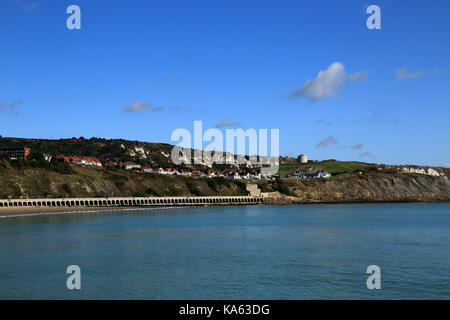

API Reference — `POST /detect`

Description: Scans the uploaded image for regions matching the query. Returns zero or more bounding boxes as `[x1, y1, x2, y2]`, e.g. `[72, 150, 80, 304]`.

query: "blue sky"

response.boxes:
[0, 0, 449, 166]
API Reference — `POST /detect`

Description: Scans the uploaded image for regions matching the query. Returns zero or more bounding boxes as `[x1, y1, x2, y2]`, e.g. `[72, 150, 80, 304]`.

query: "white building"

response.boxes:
[122, 162, 141, 170]
[293, 169, 330, 179]
[298, 154, 308, 163]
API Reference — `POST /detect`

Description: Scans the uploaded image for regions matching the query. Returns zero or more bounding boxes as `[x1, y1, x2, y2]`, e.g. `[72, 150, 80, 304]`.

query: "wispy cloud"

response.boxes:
[348, 69, 369, 81]
[151, 106, 165, 112]
[288, 62, 369, 102]
[316, 136, 338, 148]
[215, 119, 241, 129]
[284, 152, 295, 158]
[12, 0, 39, 13]
[123, 102, 188, 113]
[157, 75, 179, 86]
[123, 101, 165, 113]
[370, 112, 399, 126]
[123, 101, 150, 113]
[170, 106, 186, 112]
[315, 119, 332, 126]
[395, 68, 426, 80]
[443, 163, 450, 168]
[0, 100, 23, 113]
[87, 86, 101, 95]
[351, 144, 364, 150]
[359, 152, 375, 158]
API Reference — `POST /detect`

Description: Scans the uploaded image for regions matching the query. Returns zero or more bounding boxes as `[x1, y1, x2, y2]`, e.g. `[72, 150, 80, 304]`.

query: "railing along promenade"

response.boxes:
[0, 196, 263, 208]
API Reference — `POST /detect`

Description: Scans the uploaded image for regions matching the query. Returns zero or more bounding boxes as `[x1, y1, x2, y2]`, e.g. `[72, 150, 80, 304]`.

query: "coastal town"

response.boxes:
[1, 139, 448, 206]
[0, 147, 335, 180]
[1, 146, 448, 181]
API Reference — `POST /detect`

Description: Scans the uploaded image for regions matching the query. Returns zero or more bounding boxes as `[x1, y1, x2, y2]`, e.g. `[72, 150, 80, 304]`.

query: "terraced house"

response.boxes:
[56, 155, 102, 167]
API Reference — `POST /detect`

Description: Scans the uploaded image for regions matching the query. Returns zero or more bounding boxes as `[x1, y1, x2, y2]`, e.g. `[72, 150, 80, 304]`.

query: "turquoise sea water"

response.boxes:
[0, 203, 449, 299]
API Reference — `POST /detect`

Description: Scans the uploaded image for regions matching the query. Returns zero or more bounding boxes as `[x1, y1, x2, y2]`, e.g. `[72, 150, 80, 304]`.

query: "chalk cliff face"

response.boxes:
[389, 166, 447, 178]
[262, 172, 450, 204]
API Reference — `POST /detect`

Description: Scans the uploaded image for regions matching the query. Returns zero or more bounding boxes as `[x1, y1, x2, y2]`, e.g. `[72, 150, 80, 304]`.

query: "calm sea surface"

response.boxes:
[0, 203, 449, 299]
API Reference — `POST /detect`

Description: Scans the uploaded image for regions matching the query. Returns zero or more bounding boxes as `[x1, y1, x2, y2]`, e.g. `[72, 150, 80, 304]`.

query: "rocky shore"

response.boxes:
[262, 172, 450, 204]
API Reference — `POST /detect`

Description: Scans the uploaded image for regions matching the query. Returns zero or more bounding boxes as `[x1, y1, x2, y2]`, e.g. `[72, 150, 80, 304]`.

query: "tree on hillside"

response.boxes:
[28, 152, 45, 162]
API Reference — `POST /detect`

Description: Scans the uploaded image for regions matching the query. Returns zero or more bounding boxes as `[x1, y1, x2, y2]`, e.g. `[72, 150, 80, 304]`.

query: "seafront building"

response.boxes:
[292, 168, 331, 179]
[56, 155, 102, 167]
[0, 147, 31, 160]
[120, 162, 141, 170]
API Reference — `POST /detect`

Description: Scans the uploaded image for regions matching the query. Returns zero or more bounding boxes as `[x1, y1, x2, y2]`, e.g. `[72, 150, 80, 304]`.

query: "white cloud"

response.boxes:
[289, 62, 368, 101]
[395, 68, 426, 80]
[443, 163, 450, 168]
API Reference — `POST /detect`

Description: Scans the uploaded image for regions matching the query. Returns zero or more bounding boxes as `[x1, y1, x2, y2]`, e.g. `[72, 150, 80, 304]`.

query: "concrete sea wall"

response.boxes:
[0, 196, 263, 208]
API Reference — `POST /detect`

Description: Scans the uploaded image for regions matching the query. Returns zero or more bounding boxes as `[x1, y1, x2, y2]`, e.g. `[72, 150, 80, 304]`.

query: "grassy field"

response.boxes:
[278, 160, 376, 175]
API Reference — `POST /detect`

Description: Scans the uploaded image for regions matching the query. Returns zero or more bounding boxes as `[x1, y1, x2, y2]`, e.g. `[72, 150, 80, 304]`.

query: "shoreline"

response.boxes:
[264, 198, 450, 205]
[1, 199, 450, 219]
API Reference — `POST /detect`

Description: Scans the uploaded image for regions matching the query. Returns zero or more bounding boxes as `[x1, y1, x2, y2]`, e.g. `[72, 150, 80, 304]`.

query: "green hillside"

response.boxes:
[0, 137, 377, 175]
[0, 136, 173, 166]
[0, 136, 246, 170]
[278, 160, 376, 175]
